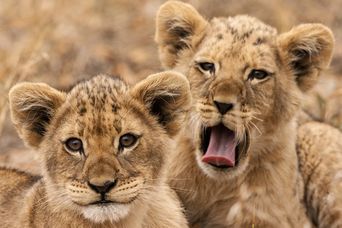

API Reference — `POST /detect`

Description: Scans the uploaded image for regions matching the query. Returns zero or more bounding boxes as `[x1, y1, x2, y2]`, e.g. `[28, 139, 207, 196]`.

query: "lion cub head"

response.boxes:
[9, 72, 190, 223]
[155, 1, 334, 179]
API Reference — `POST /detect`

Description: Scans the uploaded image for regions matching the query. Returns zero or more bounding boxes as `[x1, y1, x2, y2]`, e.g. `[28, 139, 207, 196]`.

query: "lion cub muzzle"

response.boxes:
[198, 79, 250, 175]
[87, 180, 118, 203]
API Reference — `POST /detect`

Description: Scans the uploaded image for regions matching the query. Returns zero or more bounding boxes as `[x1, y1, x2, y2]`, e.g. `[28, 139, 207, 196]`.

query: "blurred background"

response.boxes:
[0, 0, 341, 172]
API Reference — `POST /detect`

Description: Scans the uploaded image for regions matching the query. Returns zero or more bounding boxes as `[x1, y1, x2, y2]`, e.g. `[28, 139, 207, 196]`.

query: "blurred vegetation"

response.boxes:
[0, 0, 341, 170]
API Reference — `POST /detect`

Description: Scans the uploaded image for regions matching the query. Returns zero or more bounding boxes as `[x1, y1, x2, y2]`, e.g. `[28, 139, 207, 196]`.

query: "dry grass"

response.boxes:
[0, 0, 341, 170]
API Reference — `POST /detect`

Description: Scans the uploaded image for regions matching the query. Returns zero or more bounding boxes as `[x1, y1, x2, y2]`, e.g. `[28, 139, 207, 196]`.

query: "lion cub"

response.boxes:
[1, 72, 190, 227]
[155, 1, 336, 227]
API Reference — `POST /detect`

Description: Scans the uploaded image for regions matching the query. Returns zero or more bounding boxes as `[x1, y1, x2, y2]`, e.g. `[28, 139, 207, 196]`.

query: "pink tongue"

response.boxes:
[202, 125, 237, 167]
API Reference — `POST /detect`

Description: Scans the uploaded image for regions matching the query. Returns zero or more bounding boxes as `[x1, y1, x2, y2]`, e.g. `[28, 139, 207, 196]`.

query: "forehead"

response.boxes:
[60, 76, 138, 137]
[196, 16, 278, 69]
[68, 75, 128, 112]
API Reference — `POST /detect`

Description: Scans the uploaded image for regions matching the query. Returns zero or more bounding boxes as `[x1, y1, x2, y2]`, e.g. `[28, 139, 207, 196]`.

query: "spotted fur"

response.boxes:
[2, 72, 190, 227]
[155, 1, 337, 227]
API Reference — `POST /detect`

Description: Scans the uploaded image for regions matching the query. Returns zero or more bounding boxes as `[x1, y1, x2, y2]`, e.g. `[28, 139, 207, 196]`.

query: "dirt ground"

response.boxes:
[0, 0, 341, 172]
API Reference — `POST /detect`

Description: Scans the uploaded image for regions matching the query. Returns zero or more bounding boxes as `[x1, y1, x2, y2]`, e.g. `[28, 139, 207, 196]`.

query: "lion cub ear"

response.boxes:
[9, 83, 66, 148]
[278, 24, 334, 92]
[155, 1, 208, 68]
[131, 71, 191, 137]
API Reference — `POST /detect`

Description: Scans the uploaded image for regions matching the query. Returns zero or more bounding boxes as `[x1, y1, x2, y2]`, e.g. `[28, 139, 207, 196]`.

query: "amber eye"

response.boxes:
[248, 69, 269, 80]
[198, 62, 215, 74]
[65, 138, 83, 153]
[119, 134, 138, 149]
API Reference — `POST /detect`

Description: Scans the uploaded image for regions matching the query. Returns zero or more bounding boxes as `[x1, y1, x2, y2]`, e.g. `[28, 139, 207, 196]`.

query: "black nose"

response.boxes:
[88, 180, 117, 194]
[214, 101, 234, 114]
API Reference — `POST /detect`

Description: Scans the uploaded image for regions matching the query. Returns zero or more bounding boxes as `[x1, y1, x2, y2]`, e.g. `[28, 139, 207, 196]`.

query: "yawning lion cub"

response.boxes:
[155, 1, 335, 227]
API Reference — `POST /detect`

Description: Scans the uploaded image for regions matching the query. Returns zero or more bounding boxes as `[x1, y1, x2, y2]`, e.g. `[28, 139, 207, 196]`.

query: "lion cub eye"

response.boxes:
[119, 134, 138, 148]
[198, 62, 215, 74]
[64, 138, 83, 153]
[248, 69, 269, 80]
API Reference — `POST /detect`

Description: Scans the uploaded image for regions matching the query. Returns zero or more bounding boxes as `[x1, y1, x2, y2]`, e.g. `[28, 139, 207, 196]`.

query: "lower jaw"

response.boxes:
[206, 163, 236, 170]
[90, 200, 113, 206]
[200, 158, 239, 172]
[81, 203, 131, 224]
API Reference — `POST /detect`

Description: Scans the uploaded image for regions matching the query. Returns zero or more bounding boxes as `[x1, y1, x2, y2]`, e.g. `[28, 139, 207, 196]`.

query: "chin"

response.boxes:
[81, 203, 131, 223]
[195, 123, 251, 180]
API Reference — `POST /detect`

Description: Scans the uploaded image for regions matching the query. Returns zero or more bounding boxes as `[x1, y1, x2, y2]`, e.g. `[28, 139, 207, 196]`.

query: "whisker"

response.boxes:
[249, 120, 262, 136]
[249, 114, 263, 122]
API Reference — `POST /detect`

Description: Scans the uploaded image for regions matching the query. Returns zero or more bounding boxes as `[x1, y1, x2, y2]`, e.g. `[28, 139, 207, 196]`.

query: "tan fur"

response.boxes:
[297, 122, 342, 227]
[2, 72, 190, 227]
[324, 88, 342, 130]
[156, 1, 336, 227]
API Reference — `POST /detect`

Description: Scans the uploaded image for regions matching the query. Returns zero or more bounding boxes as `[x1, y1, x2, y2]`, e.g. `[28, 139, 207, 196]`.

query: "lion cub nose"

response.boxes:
[88, 180, 117, 194]
[214, 101, 234, 114]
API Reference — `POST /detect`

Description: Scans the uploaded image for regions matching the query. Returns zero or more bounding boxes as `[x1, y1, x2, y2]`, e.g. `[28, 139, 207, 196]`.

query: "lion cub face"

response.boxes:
[156, 1, 334, 179]
[9, 72, 190, 223]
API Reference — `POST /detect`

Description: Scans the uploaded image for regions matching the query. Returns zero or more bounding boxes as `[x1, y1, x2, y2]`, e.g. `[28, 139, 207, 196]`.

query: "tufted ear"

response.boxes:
[155, 1, 208, 68]
[9, 82, 66, 148]
[131, 71, 191, 137]
[278, 24, 334, 92]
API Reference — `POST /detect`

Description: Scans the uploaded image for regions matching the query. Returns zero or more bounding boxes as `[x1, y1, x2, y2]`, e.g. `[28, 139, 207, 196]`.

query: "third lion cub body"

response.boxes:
[1, 72, 190, 227]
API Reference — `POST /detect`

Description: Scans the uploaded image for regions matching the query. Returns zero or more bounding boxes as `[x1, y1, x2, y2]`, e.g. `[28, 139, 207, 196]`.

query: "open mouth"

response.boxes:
[201, 123, 249, 169]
